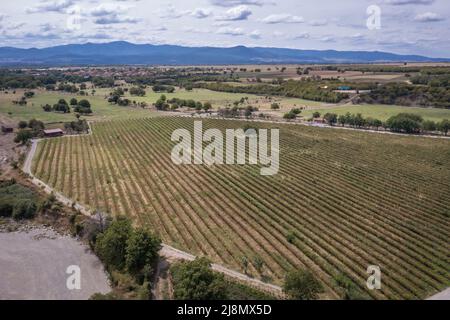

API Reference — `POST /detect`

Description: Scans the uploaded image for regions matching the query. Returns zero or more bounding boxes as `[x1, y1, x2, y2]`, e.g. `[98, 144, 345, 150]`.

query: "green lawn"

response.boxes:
[302, 104, 450, 122]
[0, 90, 157, 124]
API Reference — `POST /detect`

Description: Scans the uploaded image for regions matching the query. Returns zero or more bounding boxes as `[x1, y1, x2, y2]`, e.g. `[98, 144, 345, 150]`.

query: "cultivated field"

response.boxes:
[31, 117, 450, 299]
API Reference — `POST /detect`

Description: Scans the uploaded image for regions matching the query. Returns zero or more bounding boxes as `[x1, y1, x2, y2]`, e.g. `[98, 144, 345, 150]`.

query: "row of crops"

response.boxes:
[32, 117, 450, 299]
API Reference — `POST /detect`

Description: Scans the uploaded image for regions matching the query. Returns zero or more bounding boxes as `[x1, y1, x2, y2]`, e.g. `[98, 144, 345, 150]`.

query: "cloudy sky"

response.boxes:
[0, 0, 449, 57]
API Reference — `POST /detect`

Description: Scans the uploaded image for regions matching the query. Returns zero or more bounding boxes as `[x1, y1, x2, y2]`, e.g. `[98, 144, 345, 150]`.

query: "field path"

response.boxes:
[23, 138, 284, 296]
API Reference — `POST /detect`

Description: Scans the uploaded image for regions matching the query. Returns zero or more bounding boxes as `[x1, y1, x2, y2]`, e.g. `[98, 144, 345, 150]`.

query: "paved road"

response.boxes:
[0, 227, 110, 300]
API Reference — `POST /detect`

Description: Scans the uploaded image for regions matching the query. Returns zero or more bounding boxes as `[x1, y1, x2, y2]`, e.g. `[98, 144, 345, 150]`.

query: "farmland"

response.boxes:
[31, 116, 450, 300]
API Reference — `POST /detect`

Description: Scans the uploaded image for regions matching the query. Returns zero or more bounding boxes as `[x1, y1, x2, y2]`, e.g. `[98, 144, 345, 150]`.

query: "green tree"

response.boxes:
[283, 269, 323, 300]
[438, 119, 450, 135]
[324, 113, 338, 126]
[18, 120, 27, 129]
[14, 130, 33, 144]
[313, 111, 321, 118]
[386, 113, 423, 134]
[203, 102, 212, 112]
[125, 228, 161, 280]
[70, 98, 78, 106]
[171, 257, 227, 300]
[422, 120, 437, 132]
[95, 216, 133, 270]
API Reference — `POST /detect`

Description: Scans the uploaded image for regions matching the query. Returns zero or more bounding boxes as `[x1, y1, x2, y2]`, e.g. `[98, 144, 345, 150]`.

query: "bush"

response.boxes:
[283, 269, 323, 300]
[171, 257, 227, 300]
[14, 129, 33, 144]
[12, 199, 37, 220]
[18, 120, 27, 129]
[324, 113, 338, 125]
[283, 111, 297, 120]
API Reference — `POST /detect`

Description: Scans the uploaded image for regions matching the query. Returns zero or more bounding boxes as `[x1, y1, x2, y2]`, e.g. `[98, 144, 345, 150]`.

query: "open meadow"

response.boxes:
[301, 104, 450, 122]
[31, 117, 450, 300]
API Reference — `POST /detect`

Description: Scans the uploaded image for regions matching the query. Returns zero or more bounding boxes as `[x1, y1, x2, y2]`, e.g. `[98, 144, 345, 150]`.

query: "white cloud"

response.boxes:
[90, 3, 139, 25]
[249, 29, 261, 39]
[293, 32, 310, 39]
[209, 0, 265, 7]
[26, 0, 75, 14]
[216, 26, 245, 35]
[261, 14, 304, 24]
[309, 19, 328, 26]
[414, 12, 444, 22]
[216, 5, 252, 21]
[384, 0, 434, 5]
[190, 8, 213, 19]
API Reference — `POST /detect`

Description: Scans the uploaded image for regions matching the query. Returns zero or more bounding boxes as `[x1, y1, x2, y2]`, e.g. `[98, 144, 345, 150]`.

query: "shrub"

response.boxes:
[18, 121, 28, 129]
[283, 269, 323, 300]
[14, 130, 33, 144]
[171, 257, 227, 300]
[12, 199, 37, 220]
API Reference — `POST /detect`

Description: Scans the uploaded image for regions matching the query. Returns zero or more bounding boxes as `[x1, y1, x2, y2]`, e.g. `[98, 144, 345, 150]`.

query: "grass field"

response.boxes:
[302, 104, 450, 122]
[0, 88, 326, 124]
[32, 117, 450, 299]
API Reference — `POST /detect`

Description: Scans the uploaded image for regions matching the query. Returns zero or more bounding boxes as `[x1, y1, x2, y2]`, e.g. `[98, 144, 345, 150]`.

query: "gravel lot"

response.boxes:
[0, 226, 111, 300]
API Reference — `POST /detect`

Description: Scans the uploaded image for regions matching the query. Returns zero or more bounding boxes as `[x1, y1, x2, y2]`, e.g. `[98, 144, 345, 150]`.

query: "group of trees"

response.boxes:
[129, 86, 146, 96]
[170, 258, 325, 300]
[283, 108, 302, 120]
[64, 119, 89, 134]
[94, 216, 161, 286]
[386, 113, 449, 135]
[152, 84, 175, 93]
[360, 82, 450, 108]
[217, 105, 259, 118]
[14, 119, 45, 144]
[43, 98, 92, 114]
[316, 111, 449, 135]
[154, 95, 212, 112]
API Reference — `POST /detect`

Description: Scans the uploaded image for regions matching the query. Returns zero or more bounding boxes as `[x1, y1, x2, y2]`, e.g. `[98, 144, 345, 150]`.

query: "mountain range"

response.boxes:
[0, 41, 448, 66]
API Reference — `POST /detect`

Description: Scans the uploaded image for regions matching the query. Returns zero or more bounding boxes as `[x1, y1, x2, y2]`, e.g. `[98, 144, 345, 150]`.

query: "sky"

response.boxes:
[0, 0, 449, 57]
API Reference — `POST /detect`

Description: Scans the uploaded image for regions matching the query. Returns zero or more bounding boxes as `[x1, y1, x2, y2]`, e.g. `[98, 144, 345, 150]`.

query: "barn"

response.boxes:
[43, 129, 64, 137]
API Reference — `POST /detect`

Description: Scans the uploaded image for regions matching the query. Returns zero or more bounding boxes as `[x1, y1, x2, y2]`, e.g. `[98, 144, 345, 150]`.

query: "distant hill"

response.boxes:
[0, 41, 448, 66]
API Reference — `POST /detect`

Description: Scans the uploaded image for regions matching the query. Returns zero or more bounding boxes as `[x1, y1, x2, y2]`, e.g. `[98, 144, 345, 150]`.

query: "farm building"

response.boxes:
[1, 126, 13, 134]
[43, 129, 64, 137]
